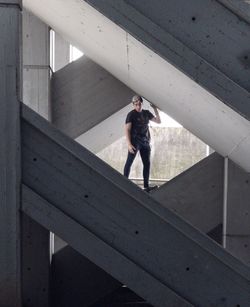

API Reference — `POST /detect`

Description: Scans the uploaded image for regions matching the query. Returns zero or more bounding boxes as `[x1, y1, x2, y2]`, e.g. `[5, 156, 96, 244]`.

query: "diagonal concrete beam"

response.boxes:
[218, 0, 250, 25]
[85, 0, 250, 116]
[21, 104, 250, 306]
[51, 56, 134, 139]
[22, 187, 191, 307]
[24, 0, 250, 172]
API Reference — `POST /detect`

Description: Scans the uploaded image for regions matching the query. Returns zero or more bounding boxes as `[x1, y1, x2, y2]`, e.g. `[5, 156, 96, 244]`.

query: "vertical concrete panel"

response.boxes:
[0, 4, 22, 307]
[22, 8, 50, 307]
[54, 32, 70, 72]
[226, 161, 250, 265]
[23, 9, 50, 120]
[22, 214, 50, 307]
[23, 9, 49, 65]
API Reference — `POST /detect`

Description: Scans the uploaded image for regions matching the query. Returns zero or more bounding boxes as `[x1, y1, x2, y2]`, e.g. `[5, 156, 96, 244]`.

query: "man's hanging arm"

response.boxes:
[125, 122, 136, 154]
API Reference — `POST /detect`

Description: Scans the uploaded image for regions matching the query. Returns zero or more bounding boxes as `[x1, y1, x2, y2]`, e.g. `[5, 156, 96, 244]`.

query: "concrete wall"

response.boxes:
[23, 9, 50, 120]
[51, 56, 134, 139]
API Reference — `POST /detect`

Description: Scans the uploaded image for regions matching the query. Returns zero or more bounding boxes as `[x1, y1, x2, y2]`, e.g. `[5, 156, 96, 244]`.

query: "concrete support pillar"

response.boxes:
[53, 32, 70, 72]
[22, 9, 50, 306]
[0, 1, 22, 306]
[23, 9, 50, 120]
[223, 160, 250, 265]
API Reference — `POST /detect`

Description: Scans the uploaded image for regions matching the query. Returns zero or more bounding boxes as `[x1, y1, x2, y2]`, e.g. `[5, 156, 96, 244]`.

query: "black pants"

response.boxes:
[123, 141, 151, 188]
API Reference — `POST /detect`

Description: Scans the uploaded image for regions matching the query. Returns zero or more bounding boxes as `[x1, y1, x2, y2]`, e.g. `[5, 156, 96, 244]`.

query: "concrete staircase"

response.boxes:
[21, 104, 250, 306]
[21, 0, 250, 305]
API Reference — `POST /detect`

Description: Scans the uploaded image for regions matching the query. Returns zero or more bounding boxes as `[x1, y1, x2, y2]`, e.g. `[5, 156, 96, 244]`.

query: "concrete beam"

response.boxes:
[0, 3, 22, 306]
[22, 186, 191, 307]
[152, 153, 224, 234]
[218, 0, 250, 25]
[23, 0, 250, 172]
[21, 104, 250, 306]
[85, 0, 250, 114]
[51, 56, 134, 139]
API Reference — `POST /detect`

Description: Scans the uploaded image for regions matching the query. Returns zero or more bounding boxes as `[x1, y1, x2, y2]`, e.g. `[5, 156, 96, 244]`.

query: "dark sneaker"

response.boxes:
[143, 185, 158, 193]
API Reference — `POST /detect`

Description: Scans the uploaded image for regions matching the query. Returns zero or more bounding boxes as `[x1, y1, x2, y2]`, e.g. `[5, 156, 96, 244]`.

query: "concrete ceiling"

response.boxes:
[23, 0, 250, 171]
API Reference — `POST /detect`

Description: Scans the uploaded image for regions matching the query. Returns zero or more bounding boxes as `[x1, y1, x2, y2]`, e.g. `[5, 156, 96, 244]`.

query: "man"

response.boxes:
[123, 95, 161, 192]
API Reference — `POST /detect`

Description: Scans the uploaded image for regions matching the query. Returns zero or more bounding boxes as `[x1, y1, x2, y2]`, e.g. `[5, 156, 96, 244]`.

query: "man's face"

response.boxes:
[133, 99, 142, 112]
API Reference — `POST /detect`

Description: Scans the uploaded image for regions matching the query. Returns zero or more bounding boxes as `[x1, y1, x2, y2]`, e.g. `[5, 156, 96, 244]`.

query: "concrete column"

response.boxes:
[0, 1, 22, 306]
[23, 9, 50, 120]
[22, 9, 50, 306]
[224, 160, 250, 265]
[54, 32, 70, 72]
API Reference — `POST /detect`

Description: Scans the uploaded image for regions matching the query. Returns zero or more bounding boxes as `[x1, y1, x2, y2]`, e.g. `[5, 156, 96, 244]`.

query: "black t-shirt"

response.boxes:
[125, 109, 154, 144]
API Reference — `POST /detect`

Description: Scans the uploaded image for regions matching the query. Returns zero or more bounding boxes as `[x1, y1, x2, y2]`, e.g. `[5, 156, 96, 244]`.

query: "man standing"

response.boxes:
[123, 95, 161, 192]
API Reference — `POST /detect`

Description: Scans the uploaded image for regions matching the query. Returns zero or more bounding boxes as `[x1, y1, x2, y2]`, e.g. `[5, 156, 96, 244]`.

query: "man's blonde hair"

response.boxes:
[132, 95, 143, 103]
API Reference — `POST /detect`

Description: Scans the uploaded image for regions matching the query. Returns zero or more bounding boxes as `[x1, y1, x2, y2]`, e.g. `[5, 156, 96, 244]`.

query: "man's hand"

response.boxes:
[150, 103, 161, 124]
[150, 102, 157, 109]
[128, 143, 136, 154]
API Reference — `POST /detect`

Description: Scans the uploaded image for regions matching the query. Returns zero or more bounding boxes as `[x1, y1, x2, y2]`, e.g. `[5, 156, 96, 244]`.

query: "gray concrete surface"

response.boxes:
[85, 0, 250, 118]
[0, 3, 22, 306]
[225, 160, 250, 265]
[218, 0, 250, 25]
[21, 105, 250, 306]
[54, 32, 70, 72]
[23, 0, 250, 173]
[51, 55, 134, 139]
[23, 9, 50, 120]
[152, 153, 224, 234]
[22, 9, 51, 306]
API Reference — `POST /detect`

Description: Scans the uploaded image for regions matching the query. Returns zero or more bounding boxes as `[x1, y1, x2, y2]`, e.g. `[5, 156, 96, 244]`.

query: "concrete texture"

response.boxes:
[23, 0, 250, 172]
[76, 103, 132, 153]
[51, 56, 134, 139]
[21, 105, 250, 306]
[22, 10, 51, 306]
[23, 9, 50, 120]
[225, 160, 250, 265]
[122, 0, 250, 92]
[54, 32, 70, 72]
[0, 4, 22, 306]
[218, 0, 250, 25]
[152, 153, 224, 233]
[22, 214, 50, 307]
